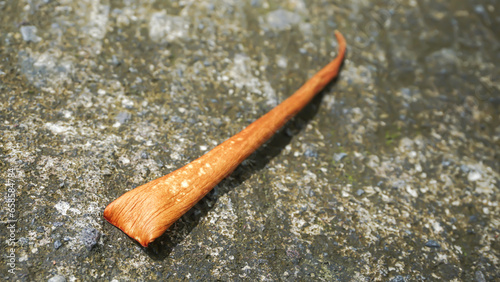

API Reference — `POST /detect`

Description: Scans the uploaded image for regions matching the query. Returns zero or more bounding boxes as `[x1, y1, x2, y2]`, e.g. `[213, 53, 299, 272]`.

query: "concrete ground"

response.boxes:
[0, 0, 498, 281]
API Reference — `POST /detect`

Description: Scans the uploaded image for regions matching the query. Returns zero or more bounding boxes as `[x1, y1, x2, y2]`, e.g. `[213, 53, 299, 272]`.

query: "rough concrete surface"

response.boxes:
[1, 0, 499, 281]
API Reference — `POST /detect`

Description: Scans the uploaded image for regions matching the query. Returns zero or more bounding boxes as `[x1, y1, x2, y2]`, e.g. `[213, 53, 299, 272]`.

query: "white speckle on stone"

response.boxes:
[406, 185, 418, 198]
[225, 54, 277, 106]
[119, 156, 130, 164]
[276, 55, 288, 68]
[69, 208, 81, 215]
[121, 97, 134, 108]
[20, 25, 42, 42]
[45, 122, 75, 135]
[181, 180, 189, 188]
[436, 252, 448, 263]
[415, 164, 422, 172]
[86, 1, 109, 40]
[19, 254, 28, 262]
[366, 155, 380, 169]
[62, 110, 73, 118]
[305, 224, 323, 235]
[483, 207, 489, 214]
[48, 275, 66, 282]
[468, 171, 481, 182]
[265, 9, 301, 31]
[149, 10, 188, 43]
[350, 107, 364, 123]
[333, 152, 348, 162]
[19, 47, 74, 89]
[54, 201, 70, 216]
[430, 219, 444, 234]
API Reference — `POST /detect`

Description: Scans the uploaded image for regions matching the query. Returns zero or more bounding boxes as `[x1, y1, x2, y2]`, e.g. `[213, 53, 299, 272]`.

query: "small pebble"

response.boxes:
[467, 171, 482, 182]
[475, 270, 486, 282]
[425, 240, 440, 248]
[54, 240, 62, 249]
[469, 215, 478, 222]
[333, 152, 347, 162]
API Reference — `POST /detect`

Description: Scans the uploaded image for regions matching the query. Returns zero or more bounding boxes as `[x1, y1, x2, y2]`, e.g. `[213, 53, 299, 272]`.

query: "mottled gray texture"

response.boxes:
[0, 0, 499, 281]
[81, 228, 101, 251]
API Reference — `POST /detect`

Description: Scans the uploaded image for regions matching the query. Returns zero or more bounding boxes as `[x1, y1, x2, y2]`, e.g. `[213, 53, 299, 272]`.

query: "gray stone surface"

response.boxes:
[1, 0, 499, 281]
